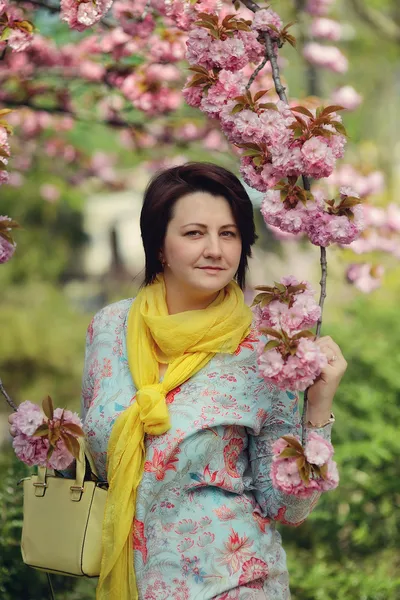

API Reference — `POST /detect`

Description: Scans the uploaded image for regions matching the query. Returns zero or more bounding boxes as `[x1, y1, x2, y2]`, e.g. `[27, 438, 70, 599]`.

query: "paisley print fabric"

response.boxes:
[81, 299, 333, 600]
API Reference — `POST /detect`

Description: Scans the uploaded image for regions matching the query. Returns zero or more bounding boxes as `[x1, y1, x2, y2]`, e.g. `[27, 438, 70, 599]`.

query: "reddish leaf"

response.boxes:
[291, 105, 314, 119]
[281, 435, 304, 452]
[260, 327, 282, 339]
[42, 396, 54, 420]
[62, 422, 84, 437]
[254, 89, 269, 102]
[292, 330, 315, 341]
[320, 104, 345, 116]
[62, 433, 81, 460]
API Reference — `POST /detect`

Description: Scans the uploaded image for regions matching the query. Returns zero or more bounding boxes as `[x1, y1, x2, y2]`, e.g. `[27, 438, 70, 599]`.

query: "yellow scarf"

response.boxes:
[96, 275, 252, 599]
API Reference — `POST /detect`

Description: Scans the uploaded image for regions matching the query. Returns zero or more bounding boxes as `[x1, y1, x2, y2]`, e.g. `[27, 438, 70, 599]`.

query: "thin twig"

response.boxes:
[316, 247, 327, 337]
[0, 379, 18, 412]
[245, 55, 269, 91]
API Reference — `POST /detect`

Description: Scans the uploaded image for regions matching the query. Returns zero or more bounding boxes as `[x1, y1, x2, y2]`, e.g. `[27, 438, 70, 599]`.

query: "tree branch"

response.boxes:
[349, 0, 400, 42]
[240, 0, 330, 443]
[0, 379, 18, 411]
[245, 55, 268, 91]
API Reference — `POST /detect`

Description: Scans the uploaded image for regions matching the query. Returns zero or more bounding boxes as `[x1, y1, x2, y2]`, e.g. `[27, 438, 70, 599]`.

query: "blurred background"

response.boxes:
[0, 0, 399, 598]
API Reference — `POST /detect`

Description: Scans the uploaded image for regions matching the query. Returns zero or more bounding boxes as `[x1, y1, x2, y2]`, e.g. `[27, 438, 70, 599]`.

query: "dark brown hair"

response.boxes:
[140, 162, 258, 289]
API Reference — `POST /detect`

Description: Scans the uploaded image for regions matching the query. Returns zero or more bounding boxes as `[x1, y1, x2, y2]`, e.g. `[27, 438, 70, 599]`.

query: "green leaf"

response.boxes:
[231, 103, 244, 115]
[279, 447, 299, 458]
[32, 424, 49, 437]
[0, 27, 11, 42]
[263, 339, 281, 352]
[331, 121, 348, 136]
[274, 282, 287, 293]
[259, 102, 279, 111]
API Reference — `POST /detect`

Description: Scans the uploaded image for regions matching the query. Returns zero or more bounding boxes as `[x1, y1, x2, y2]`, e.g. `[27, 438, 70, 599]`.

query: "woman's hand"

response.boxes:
[307, 336, 347, 423]
[8, 412, 17, 437]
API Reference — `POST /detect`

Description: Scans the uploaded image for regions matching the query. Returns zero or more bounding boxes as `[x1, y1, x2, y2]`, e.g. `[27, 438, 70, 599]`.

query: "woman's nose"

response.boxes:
[204, 235, 222, 257]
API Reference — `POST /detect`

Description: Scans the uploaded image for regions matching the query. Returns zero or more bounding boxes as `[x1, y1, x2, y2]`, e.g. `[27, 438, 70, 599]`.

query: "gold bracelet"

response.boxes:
[307, 412, 335, 429]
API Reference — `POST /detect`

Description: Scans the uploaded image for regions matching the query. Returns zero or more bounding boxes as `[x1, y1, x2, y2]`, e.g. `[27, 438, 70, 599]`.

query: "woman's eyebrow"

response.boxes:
[180, 223, 238, 228]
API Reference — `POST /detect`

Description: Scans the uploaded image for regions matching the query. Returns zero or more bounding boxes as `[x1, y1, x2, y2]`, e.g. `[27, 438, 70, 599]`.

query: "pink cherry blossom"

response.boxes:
[304, 431, 334, 466]
[13, 434, 49, 467]
[319, 458, 340, 491]
[271, 434, 339, 496]
[13, 400, 44, 436]
[8, 28, 32, 52]
[325, 165, 385, 198]
[271, 437, 290, 456]
[48, 440, 76, 470]
[251, 8, 282, 38]
[199, 70, 245, 120]
[183, 83, 204, 108]
[346, 263, 384, 293]
[239, 158, 280, 193]
[310, 18, 342, 41]
[261, 189, 319, 235]
[257, 337, 328, 392]
[303, 42, 348, 73]
[60, 0, 114, 31]
[40, 183, 61, 203]
[305, 0, 335, 16]
[301, 136, 336, 179]
[0, 215, 17, 263]
[331, 85, 362, 111]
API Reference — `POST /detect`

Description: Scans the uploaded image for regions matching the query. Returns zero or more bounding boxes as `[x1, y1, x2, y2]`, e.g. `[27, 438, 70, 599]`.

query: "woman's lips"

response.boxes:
[199, 267, 224, 271]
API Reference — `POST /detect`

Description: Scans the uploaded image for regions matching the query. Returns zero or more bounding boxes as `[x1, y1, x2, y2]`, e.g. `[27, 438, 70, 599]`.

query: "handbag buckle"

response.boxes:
[70, 485, 84, 492]
[33, 481, 47, 497]
[70, 484, 85, 501]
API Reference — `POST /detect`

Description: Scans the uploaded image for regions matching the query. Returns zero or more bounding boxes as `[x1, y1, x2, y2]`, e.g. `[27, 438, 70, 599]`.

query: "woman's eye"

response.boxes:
[221, 231, 236, 237]
[185, 230, 202, 236]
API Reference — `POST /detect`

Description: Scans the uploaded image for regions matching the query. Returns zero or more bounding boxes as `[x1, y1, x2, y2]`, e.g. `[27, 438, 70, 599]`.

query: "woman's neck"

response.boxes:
[163, 277, 219, 315]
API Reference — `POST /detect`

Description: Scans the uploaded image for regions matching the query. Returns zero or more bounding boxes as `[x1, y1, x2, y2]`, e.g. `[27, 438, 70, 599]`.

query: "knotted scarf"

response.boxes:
[96, 274, 252, 599]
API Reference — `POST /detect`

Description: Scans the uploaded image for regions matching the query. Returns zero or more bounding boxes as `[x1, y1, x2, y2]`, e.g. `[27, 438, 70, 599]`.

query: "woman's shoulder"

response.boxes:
[86, 297, 135, 341]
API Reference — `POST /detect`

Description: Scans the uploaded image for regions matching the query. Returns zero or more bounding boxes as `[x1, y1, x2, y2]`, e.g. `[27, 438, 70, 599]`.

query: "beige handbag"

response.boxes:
[18, 438, 108, 578]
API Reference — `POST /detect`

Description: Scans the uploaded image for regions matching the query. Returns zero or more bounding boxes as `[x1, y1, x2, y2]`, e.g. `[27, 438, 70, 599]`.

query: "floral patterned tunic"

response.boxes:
[82, 299, 333, 600]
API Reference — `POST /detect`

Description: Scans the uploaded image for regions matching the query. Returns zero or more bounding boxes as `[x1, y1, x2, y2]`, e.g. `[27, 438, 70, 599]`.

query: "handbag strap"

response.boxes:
[46, 573, 55, 600]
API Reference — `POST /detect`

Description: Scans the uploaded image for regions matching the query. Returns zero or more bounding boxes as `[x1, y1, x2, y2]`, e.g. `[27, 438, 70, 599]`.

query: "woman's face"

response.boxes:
[162, 191, 242, 300]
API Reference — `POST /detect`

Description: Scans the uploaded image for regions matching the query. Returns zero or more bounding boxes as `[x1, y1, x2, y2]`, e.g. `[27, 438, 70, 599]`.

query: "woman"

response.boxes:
[9, 162, 347, 599]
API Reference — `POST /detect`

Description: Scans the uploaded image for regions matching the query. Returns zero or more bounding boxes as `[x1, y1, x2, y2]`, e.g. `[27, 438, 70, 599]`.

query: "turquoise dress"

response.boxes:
[82, 299, 333, 600]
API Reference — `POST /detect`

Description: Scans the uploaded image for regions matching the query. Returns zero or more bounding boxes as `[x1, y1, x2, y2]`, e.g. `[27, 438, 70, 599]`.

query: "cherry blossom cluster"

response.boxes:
[0, 0, 34, 53]
[271, 433, 339, 497]
[253, 276, 328, 391]
[346, 263, 384, 294]
[261, 182, 364, 247]
[11, 397, 84, 470]
[0, 215, 18, 263]
[303, 0, 363, 112]
[344, 202, 400, 293]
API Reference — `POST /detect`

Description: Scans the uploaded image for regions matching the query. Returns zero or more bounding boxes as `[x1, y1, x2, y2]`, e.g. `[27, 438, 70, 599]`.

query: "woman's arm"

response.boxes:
[248, 387, 333, 526]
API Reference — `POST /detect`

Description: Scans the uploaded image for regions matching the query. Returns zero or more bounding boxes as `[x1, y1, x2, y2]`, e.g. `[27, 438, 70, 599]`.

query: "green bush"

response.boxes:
[284, 292, 400, 599]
